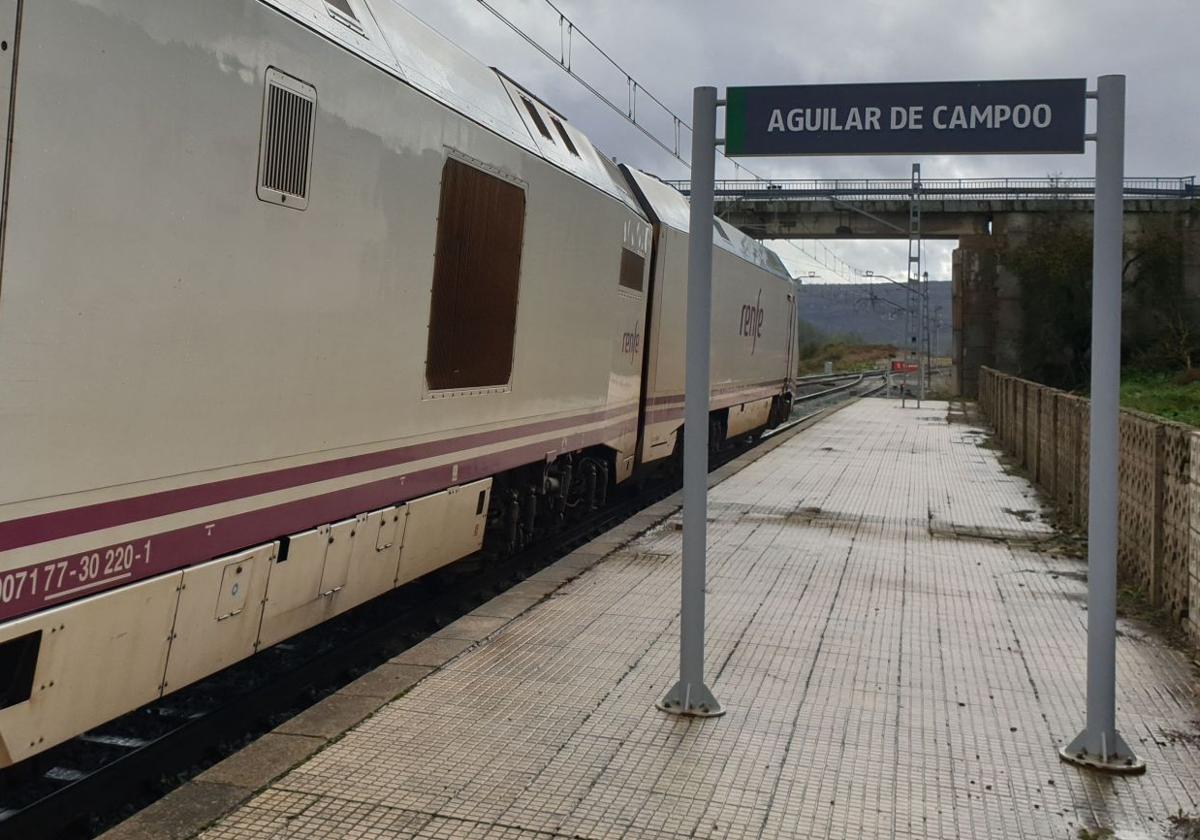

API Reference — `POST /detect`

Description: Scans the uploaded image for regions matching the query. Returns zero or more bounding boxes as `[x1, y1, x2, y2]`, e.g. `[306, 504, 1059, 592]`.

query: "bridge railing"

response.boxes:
[664, 176, 1197, 201]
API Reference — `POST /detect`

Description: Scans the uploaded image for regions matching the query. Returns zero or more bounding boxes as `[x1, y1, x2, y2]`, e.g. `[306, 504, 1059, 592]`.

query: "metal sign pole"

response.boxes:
[909, 164, 923, 406]
[657, 85, 724, 718]
[1060, 74, 1143, 774]
[923, 271, 931, 394]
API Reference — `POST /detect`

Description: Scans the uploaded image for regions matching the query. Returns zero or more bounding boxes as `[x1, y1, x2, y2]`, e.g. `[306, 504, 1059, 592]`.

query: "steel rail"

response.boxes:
[794, 369, 887, 385]
[766, 374, 886, 438]
[791, 370, 884, 402]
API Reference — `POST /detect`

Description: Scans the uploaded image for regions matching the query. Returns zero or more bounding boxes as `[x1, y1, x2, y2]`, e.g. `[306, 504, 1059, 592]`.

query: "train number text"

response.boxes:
[0, 540, 153, 605]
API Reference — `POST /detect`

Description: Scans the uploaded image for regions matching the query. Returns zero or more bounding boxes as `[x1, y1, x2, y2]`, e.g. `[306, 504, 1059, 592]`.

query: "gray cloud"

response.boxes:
[392, 0, 1197, 282]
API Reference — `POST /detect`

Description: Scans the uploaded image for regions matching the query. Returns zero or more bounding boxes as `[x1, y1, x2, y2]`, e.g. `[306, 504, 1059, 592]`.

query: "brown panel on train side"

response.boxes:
[618, 248, 645, 293]
[425, 157, 526, 391]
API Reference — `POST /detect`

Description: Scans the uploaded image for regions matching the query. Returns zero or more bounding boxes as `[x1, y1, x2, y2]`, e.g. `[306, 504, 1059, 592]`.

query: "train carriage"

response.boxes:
[621, 167, 797, 465]
[0, 0, 654, 767]
[0, 0, 797, 768]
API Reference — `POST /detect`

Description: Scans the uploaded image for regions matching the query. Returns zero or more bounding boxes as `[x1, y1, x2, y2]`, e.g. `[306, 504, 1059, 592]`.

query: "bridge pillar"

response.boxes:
[952, 235, 998, 397]
[991, 214, 1046, 376]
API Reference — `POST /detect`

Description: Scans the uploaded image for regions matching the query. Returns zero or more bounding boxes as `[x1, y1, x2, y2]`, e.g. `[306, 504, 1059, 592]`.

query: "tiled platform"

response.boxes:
[193, 399, 1200, 839]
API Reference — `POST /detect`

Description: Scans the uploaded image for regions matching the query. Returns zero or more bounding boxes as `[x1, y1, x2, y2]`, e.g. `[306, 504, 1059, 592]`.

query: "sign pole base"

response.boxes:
[1059, 729, 1145, 775]
[656, 680, 725, 718]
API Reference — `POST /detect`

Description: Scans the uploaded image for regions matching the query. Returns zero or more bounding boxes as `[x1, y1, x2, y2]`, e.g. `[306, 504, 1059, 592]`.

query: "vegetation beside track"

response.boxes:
[794, 319, 894, 375]
[1119, 369, 1200, 427]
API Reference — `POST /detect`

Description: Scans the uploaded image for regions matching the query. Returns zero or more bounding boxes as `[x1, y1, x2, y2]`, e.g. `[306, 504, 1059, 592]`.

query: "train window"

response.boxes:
[0, 630, 40, 710]
[324, 0, 364, 34]
[521, 97, 554, 142]
[257, 69, 317, 211]
[618, 248, 645, 292]
[551, 117, 580, 157]
[426, 158, 526, 391]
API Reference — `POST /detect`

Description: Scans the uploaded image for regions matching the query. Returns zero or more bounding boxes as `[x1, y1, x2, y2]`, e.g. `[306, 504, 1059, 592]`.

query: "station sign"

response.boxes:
[724, 79, 1087, 157]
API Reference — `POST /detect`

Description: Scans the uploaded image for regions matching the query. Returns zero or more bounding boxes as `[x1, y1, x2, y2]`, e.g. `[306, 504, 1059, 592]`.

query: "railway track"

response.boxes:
[784, 370, 887, 412]
[0, 377, 882, 840]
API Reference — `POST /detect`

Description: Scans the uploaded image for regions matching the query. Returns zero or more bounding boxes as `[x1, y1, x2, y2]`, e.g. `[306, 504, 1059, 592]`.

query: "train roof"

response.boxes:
[620, 167, 793, 281]
[262, 0, 643, 214]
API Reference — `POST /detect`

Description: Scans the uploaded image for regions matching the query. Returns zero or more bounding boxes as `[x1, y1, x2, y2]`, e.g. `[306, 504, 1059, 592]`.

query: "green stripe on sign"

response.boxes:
[725, 87, 746, 156]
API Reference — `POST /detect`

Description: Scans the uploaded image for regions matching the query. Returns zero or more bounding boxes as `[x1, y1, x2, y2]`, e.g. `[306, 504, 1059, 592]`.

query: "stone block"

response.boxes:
[471, 590, 544, 620]
[437, 614, 509, 642]
[1190, 432, 1200, 536]
[508, 578, 564, 599]
[1054, 394, 1079, 524]
[196, 733, 324, 789]
[274, 692, 384, 740]
[1191, 570, 1200, 648]
[1117, 412, 1163, 596]
[342, 662, 434, 697]
[1159, 424, 1193, 619]
[96, 782, 249, 840]
[388, 635, 475, 667]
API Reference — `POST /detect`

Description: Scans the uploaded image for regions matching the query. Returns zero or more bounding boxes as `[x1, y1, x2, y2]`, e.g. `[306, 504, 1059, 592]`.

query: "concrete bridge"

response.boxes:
[668, 177, 1199, 395]
[665, 176, 1196, 239]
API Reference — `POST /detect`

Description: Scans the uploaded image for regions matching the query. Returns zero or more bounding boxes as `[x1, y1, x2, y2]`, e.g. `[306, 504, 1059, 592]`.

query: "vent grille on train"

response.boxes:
[257, 69, 317, 210]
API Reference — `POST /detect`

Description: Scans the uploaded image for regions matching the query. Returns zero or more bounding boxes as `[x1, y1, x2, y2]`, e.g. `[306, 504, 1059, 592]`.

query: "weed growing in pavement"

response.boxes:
[1169, 810, 1200, 839]
[1115, 582, 1199, 665]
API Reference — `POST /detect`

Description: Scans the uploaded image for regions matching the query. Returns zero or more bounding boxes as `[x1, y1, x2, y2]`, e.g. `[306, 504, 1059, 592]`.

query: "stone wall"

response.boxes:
[978, 367, 1200, 647]
[951, 237, 999, 398]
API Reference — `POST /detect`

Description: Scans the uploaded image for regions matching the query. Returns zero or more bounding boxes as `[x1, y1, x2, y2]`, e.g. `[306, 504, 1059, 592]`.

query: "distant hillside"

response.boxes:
[795, 281, 952, 356]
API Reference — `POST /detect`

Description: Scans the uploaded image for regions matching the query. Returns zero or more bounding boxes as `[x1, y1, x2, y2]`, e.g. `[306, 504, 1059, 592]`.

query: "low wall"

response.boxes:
[978, 367, 1200, 647]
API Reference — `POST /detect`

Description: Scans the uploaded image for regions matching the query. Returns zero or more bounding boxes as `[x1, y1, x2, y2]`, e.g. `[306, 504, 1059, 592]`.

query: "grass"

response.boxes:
[1169, 810, 1200, 839]
[796, 342, 895, 375]
[1120, 369, 1200, 427]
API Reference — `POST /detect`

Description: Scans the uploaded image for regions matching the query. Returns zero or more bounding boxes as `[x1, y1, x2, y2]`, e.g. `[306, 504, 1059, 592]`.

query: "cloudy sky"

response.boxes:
[392, 0, 1198, 283]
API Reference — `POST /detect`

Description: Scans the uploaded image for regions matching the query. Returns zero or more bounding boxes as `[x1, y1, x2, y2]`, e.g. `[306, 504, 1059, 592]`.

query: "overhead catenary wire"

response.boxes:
[474, 0, 684, 164]
[466, 0, 860, 281]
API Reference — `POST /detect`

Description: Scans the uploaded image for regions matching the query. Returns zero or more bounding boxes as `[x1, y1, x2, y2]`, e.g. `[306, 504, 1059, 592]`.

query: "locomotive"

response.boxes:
[0, 0, 797, 766]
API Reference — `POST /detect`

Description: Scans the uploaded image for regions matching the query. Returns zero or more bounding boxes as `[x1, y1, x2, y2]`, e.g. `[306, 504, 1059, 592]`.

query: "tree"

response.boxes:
[1003, 217, 1093, 390]
[1123, 225, 1196, 373]
[1002, 217, 1196, 389]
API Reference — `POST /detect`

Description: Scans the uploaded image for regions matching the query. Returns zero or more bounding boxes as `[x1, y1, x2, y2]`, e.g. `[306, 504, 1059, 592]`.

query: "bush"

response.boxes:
[1004, 218, 1094, 390]
[1003, 217, 1197, 390]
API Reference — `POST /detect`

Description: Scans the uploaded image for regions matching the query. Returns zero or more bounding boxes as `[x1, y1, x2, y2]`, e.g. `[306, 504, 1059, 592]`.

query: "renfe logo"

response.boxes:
[739, 289, 764, 354]
[621, 321, 641, 360]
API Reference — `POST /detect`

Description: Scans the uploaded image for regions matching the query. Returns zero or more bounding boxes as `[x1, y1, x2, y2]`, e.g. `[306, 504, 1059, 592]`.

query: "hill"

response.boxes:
[795, 281, 952, 356]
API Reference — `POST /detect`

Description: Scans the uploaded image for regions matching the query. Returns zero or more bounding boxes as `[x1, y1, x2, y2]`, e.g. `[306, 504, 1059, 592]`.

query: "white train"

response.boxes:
[0, 0, 797, 767]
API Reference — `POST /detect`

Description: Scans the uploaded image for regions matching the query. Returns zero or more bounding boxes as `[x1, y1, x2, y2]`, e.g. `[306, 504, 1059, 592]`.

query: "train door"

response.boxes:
[785, 288, 798, 389]
[630, 223, 663, 470]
